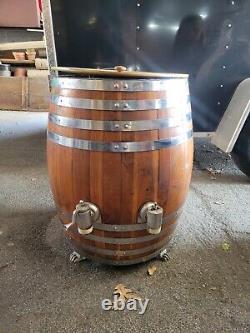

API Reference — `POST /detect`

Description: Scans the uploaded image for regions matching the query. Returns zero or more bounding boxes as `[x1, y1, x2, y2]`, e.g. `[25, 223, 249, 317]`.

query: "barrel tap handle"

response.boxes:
[72, 200, 101, 235]
[138, 202, 164, 235]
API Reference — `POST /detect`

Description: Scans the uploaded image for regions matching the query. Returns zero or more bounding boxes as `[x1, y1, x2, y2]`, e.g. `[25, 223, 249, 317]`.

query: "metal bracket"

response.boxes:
[42, 0, 58, 75]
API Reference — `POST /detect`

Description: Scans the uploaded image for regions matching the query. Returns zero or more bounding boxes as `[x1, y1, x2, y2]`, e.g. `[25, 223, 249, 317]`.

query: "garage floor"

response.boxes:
[0, 111, 249, 333]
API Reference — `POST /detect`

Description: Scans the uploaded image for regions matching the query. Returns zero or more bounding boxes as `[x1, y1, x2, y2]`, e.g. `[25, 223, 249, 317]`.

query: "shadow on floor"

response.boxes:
[0, 131, 47, 149]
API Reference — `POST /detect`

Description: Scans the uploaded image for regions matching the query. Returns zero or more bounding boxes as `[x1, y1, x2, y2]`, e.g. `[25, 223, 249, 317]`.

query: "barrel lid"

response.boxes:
[51, 66, 188, 79]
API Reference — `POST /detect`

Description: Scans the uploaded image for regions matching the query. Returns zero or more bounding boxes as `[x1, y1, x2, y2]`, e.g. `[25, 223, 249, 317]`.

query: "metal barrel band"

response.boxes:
[51, 95, 190, 111]
[49, 113, 192, 132]
[51, 77, 188, 92]
[82, 232, 162, 245]
[47, 130, 193, 153]
[70, 234, 171, 257]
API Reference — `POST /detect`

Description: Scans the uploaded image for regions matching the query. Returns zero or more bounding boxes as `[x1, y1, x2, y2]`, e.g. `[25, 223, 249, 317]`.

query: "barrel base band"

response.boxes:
[68, 241, 172, 266]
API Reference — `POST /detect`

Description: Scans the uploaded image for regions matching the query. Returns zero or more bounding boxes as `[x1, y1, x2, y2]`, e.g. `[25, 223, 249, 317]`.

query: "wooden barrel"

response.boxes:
[47, 74, 193, 265]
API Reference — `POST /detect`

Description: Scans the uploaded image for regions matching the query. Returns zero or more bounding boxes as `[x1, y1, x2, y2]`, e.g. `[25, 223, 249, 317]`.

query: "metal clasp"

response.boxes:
[72, 200, 101, 235]
[138, 202, 163, 235]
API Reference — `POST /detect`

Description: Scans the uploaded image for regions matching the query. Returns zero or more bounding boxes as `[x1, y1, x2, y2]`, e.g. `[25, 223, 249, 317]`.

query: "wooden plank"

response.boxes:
[27, 77, 49, 110]
[0, 76, 49, 111]
[0, 59, 35, 65]
[0, 77, 25, 110]
[0, 41, 45, 51]
[27, 69, 49, 78]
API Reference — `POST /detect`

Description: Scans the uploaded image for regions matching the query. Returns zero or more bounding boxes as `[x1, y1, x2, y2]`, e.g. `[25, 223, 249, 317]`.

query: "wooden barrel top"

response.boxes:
[52, 66, 188, 79]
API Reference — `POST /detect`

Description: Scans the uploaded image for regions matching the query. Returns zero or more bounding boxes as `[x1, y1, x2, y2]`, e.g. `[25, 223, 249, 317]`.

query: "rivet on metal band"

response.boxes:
[51, 95, 189, 111]
[47, 130, 193, 152]
[51, 77, 189, 92]
[49, 113, 192, 132]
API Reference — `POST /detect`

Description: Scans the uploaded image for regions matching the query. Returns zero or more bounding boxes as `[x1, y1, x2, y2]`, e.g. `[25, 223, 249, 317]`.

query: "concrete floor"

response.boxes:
[0, 111, 249, 333]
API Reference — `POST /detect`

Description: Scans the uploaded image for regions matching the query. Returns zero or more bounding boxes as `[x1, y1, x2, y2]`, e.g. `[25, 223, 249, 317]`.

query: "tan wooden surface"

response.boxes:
[0, 59, 35, 65]
[52, 66, 188, 78]
[0, 77, 25, 110]
[28, 77, 50, 110]
[0, 41, 45, 51]
[0, 77, 49, 111]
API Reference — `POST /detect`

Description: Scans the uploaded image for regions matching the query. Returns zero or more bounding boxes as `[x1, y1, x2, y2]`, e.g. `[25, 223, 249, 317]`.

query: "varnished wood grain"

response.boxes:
[47, 80, 193, 264]
[50, 104, 183, 120]
[52, 87, 168, 100]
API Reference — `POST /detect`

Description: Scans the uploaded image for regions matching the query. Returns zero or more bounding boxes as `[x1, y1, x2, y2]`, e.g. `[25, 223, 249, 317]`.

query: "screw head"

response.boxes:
[113, 82, 119, 89]
[124, 123, 132, 129]
[123, 83, 128, 89]
[114, 103, 120, 109]
[123, 103, 129, 109]
[114, 145, 119, 150]
[115, 124, 120, 129]
[123, 145, 128, 150]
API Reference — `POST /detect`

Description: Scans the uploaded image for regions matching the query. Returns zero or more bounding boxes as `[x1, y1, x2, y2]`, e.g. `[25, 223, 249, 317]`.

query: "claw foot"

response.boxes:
[159, 249, 171, 262]
[69, 251, 86, 263]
